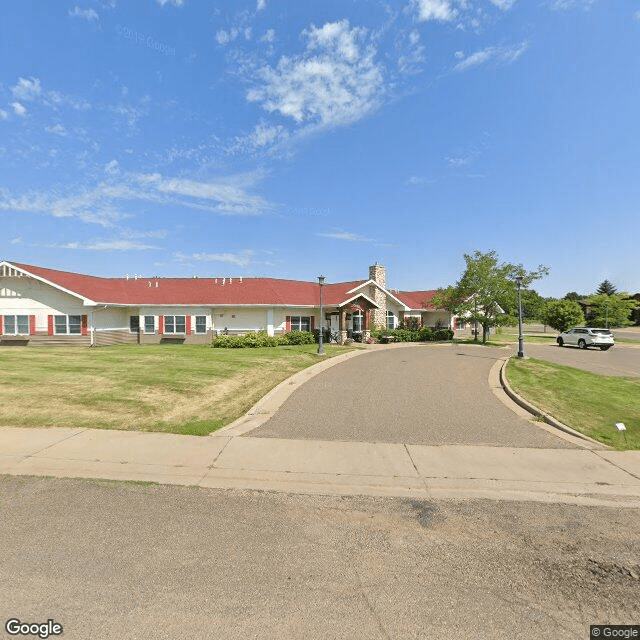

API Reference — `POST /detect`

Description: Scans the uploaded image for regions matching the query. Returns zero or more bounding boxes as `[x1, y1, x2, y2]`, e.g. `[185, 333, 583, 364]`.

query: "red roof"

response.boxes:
[12, 262, 368, 307]
[395, 290, 438, 310]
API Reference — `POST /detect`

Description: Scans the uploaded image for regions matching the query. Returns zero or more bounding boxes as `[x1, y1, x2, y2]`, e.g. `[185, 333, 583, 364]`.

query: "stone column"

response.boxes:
[339, 308, 348, 344]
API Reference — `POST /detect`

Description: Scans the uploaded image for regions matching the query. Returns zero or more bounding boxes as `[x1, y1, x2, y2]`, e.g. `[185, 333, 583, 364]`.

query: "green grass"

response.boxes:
[506, 357, 640, 450]
[0, 344, 357, 436]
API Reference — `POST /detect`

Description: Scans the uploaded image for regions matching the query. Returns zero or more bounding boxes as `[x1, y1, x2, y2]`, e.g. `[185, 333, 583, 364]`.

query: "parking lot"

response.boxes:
[517, 342, 640, 378]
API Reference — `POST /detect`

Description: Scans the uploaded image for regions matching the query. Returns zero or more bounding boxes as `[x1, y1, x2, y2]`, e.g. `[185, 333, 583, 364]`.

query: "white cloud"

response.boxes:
[156, 0, 184, 6]
[635, 10, 640, 21]
[216, 28, 238, 46]
[257, 0, 267, 10]
[405, 176, 434, 186]
[453, 41, 529, 72]
[0, 167, 272, 231]
[412, 0, 457, 22]
[260, 29, 276, 43]
[60, 239, 158, 251]
[105, 159, 120, 175]
[247, 20, 384, 129]
[447, 155, 471, 167]
[548, 0, 597, 9]
[489, 0, 517, 8]
[175, 250, 255, 268]
[45, 123, 68, 137]
[0, 109, 8, 120]
[11, 77, 42, 101]
[11, 102, 27, 118]
[317, 230, 375, 242]
[68, 6, 99, 21]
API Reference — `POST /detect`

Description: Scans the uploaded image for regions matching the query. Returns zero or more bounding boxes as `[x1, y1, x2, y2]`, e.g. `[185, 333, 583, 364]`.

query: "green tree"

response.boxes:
[563, 291, 584, 301]
[431, 250, 549, 343]
[539, 299, 585, 333]
[500, 289, 546, 322]
[586, 293, 635, 328]
[596, 279, 617, 296]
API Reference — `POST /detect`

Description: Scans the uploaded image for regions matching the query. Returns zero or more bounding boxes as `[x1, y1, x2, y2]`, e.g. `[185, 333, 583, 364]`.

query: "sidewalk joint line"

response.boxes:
[590, 449, 640, 482]
[21, 428, 88, 460]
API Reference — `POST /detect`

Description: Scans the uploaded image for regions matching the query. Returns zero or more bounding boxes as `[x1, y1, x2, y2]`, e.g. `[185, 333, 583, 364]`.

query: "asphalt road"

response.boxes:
[1, 476, 638, 640]
[519, 342, 640, 377]
[250, 344, 576, 448]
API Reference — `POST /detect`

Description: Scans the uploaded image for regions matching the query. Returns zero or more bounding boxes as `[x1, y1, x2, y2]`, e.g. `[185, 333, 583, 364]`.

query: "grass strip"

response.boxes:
[506, 357, 640, 450]
[0, 344, 357, 436]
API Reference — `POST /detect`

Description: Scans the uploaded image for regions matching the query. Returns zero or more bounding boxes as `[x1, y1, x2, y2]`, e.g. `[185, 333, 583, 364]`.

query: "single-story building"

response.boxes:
[0, 261, 473, 346]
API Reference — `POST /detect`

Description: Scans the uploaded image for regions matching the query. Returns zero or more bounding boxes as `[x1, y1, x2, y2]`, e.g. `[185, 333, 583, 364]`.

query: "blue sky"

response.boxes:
[1, 0, 638, 297]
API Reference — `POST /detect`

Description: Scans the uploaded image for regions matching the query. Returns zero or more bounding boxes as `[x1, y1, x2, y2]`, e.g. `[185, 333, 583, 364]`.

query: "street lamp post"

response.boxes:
[317, 275, 325, 356]
[516, 275, 524, 358]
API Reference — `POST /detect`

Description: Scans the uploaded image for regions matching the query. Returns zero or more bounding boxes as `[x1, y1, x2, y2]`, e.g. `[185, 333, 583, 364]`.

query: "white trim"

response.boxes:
[0, 261, 96, 306]
[347, 279, 411, 311]
[337, 293, 379, 309]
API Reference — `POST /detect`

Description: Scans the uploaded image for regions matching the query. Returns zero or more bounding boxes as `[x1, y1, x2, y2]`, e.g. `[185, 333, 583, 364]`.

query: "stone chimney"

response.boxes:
[368, 263, 387, 327]
[368, 263, 386, 288]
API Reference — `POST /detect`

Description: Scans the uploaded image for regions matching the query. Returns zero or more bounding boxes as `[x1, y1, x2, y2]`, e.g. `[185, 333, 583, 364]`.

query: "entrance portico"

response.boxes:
[323, 294, 378, 344]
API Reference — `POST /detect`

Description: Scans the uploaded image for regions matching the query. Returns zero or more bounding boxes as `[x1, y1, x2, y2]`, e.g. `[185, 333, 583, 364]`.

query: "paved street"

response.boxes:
[1, 475, 639, 640]
[250, 344, 576, 448]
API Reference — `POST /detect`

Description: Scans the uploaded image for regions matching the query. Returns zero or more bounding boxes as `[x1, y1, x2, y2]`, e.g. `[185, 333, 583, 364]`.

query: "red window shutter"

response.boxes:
[310, 316, 315, 331]
[81, 315, 88, 336]
[48, 315, 54, 336]
[158, 316, 164, 334]
[285, 316, 291, 332]
[186, 315, 191, 335]
[0, 316, 3, 335]
[29, 315, 36, 335]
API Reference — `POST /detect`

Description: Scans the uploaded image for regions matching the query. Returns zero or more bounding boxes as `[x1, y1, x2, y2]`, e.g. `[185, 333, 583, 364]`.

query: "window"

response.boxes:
[164, 315, 186, 334]
[55, 315, 81, 334]
[144, 316, 155, 333]
[130, 315, 140, 333]
[455, 318, 466, 330]
[352, 310, 363, 332]
[195, 315, 207, 334]
[291, 316, 311, 332]
[3, 315, 29, 335]
[386, 311, 395, 330]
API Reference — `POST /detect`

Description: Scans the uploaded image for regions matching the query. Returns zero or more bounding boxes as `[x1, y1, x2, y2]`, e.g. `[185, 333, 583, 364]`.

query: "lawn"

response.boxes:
[0, 344, 357, 436]
[506, 357, 640, 450]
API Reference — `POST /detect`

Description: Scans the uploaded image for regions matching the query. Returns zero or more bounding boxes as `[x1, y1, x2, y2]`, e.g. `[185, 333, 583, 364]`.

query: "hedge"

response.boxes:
[212, 330, 315, 348]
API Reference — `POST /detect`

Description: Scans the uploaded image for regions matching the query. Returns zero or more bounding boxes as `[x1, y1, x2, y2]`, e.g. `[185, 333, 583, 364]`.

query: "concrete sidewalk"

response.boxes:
[2, 426, 639, 507]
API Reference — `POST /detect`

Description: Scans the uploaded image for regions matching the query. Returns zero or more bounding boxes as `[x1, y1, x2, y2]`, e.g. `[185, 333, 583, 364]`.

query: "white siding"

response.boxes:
[0, 276, 88, 334]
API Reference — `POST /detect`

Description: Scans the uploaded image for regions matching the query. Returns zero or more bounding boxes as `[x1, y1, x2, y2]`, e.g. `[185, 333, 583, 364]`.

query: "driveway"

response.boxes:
[519, 342, 640, 377]
[249, 344, 576, 449]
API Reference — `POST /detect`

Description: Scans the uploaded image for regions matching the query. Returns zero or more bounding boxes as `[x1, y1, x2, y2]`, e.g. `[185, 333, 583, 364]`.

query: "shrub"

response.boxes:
[313, 328, 331, 344]
[282, 330, 315, 345]
[430, 328, 454, 341]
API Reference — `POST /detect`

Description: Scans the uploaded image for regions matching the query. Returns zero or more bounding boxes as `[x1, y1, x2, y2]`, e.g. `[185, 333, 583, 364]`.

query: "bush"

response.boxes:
[283, 330, 315, 345]
[212, 330, 315, 348]
[430, 328, 454, 341]
[313, 328, 331, 344]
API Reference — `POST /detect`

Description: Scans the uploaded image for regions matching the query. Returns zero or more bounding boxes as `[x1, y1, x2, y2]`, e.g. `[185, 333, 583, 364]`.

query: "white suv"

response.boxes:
[556, 327, 614, 350]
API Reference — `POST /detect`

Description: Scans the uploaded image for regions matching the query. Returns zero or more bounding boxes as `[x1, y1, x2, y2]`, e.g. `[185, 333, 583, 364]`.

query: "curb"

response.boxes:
[499, 357, 607, 449]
